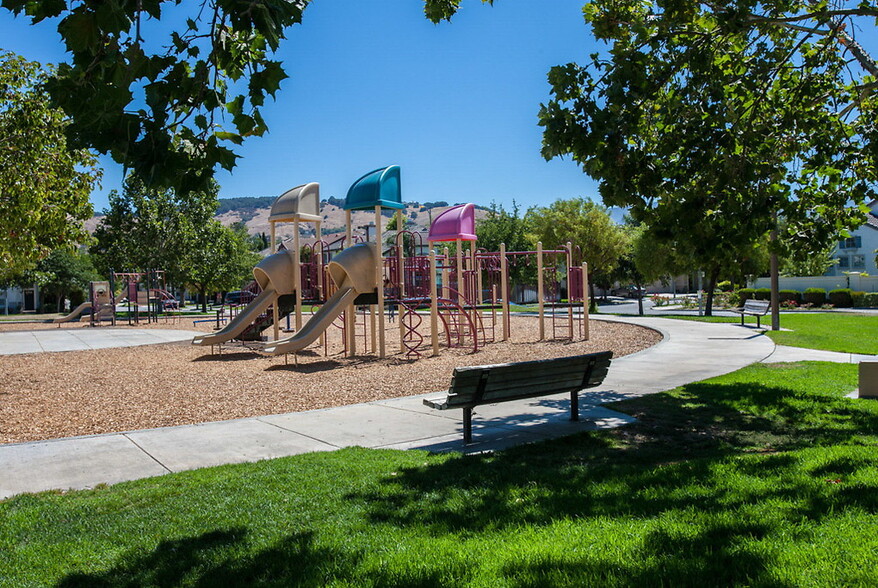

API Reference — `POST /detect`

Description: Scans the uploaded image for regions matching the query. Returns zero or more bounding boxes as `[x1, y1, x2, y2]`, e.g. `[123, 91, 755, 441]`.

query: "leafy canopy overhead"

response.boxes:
[0, 0, 492, 194]
[0, 50, 100, 283]
[538, 0, 877, 312]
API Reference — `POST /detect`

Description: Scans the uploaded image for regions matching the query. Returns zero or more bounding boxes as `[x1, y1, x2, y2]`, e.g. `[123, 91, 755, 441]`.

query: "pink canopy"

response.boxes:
[427, 203, 477, 242]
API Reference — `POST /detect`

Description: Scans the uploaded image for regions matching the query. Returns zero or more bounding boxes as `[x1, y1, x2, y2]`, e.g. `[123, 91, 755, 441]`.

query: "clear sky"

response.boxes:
[0, 0, 603, 214]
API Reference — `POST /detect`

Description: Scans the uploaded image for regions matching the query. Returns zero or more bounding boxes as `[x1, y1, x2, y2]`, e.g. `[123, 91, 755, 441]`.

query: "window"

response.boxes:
[837, 255, 850, 268]
[839, 236, 862, 249]
[852, 254, 866, 269]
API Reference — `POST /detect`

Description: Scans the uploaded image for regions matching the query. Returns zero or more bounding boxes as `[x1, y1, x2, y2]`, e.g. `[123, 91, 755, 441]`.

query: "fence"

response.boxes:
[750, 275, 878, 292]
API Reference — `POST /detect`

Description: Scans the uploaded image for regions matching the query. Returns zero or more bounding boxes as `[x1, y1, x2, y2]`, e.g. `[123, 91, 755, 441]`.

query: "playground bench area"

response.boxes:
[0, 315, 660, 445]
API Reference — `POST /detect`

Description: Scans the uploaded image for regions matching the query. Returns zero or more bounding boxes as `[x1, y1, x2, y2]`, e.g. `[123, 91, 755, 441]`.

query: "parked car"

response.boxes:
[611, 285, 647, 298]
[224, 290, 254, 305]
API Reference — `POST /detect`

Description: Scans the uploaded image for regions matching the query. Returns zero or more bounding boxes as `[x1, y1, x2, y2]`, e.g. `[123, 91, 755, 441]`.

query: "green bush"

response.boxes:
[737, 288, 756, 302]
[803, 288, 827, 305]
[716, 280, 732, 292]
[829, 289, 853, 308]
[754, 288, 771, 301]
[778, 290, 801, 304]
[726, 291, 741, 307]
[857, 292, 878, 308]
[852, 291, 865, 307]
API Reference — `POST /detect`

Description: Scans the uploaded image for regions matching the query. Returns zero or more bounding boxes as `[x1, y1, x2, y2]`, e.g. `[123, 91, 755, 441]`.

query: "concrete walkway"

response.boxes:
[0, 327, 203, 355]
[1, 316, 791, 499]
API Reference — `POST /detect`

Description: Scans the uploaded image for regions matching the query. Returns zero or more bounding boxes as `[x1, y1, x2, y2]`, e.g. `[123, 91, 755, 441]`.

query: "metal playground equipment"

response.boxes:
[192, 165, 591, 363]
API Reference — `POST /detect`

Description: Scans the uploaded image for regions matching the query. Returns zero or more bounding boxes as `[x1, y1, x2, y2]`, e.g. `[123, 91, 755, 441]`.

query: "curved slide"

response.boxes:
[192, 288, 276, 346]
[53, 302, 92, 324]
[261, 287, 358, 355]
[262, 242, 377, 356]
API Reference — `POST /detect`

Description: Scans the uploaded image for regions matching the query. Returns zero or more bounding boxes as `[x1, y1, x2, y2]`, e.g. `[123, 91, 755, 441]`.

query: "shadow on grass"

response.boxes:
[349, 369, 878, 535]
[56, 527, 466, 588]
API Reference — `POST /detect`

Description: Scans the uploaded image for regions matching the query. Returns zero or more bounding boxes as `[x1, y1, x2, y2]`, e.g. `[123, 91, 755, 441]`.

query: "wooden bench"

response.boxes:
[736, 299, 770, 328]
[423, 351, 613, 444]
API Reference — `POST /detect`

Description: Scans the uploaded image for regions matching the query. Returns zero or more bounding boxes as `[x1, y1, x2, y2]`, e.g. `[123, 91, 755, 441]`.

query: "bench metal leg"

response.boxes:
[570, 391, 579, 421]
[463, 408, 473, 444]
[756, 315, 761, 328]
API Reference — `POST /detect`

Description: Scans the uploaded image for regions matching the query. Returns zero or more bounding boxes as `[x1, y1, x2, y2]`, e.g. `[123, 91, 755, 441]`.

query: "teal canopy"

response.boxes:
[344, 165, 404, 211]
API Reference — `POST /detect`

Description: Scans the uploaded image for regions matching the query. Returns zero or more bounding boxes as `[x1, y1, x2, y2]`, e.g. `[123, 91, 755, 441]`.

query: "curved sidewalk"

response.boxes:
[1, 317, 776, 499]
[0, 327, 203, 355]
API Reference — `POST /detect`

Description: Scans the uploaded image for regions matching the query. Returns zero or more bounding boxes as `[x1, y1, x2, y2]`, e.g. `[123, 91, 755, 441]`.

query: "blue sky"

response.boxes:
[0, 0, 602, 213]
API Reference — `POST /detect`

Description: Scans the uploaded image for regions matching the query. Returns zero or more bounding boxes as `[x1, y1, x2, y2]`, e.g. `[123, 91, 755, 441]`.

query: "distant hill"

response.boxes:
[210, 197, 489, 243]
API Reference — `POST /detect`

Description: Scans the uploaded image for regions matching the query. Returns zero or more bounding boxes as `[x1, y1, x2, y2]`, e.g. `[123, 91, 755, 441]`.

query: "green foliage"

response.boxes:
[90, 175, 219, 286]
[1, 1, 309, 194]
[853, 292, 878, 308]
[715, 280, 732, 292]
[525, 198, 626, 290]
[539, 1, 877, 314]
[828, 288, 853, 308]
[780, 242, 839, 277]
[754, 288, 771, 301]
[803, 288, 828, 306]
[737, 288, 755, 303]
[778, 290, 801, 304]
[186, 221, 260, 312]
[0, 51, 100, 282]
[15, 248, 100, 312]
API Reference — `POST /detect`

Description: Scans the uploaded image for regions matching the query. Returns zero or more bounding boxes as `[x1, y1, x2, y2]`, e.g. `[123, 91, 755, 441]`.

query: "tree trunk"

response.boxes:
[200, 287, 208, 313]
[636, 283, 644, 316]
[704, 267, 720, 316]
[770, 223, 780, 331]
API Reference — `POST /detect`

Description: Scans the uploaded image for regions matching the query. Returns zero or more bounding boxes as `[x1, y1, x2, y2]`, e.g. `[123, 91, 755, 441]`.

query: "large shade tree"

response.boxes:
[0, 0, 493, 194]
[538, 0, 877, 319]
[0, 51, 100, 282]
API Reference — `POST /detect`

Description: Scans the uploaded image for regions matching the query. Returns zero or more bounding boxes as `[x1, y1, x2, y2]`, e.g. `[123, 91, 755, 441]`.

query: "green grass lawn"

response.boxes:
[657, 312, 878, 355]
[3, 361, 877, 586]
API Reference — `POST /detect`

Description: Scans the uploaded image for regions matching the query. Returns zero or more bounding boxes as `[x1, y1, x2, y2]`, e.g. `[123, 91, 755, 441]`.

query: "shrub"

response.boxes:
[861, 292, 878, 308]
[781, 299, 798, 309]
[726, 291, 741, 307]
[778, 290, 801, 304]
[852, 291, 866, 307]
[716, 280, 732, 292]
[754, 288, 771, 301]
[737, 288, 756, 302]
[829, 289, 853, 308]
[803, 288, 827, 305]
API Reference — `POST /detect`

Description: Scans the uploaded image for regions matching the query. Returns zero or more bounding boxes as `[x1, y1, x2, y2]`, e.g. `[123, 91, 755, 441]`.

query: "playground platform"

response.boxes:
[0, 316, 818, 499]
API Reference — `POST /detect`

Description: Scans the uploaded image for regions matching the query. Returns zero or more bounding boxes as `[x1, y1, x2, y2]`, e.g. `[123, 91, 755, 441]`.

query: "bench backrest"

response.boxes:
[743, 299, 770, 313]
[443, 351, 613, 409]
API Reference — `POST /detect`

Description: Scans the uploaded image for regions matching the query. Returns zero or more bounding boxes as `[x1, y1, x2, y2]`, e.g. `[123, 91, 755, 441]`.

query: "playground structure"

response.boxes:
[53, 281, 115, 326]
[112, 269, 178, 325]
[192, 165, 591, 361]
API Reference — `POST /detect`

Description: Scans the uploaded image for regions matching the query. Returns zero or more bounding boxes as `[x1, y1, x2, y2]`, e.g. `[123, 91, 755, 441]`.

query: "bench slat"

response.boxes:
[444, 366, 610, 404]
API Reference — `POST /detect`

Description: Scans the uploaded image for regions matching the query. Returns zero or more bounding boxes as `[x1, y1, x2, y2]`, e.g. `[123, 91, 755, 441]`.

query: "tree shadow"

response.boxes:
[56, 526, 467, 588]
[347, 376, 878, 538]
[266, 359, 344, 373]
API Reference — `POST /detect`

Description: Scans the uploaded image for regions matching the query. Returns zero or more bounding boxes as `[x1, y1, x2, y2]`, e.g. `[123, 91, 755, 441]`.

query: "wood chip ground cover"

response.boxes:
[0, 316, 660, 444]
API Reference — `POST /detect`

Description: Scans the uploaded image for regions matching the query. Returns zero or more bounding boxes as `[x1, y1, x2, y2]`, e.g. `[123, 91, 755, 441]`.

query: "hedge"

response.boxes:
[754, 288, 772, 301]
[829, 289, 853, 308]
[778, 290, 801, 304]
[737, 288, 756, 302]
[803, 288, 827, 305]
[853, 292, 878, 308]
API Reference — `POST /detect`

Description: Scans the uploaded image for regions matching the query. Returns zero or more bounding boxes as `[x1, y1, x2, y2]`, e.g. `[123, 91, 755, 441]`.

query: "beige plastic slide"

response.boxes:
[53, 301, 92, 324]
[261, 243, 376, 356]
[192, 248, 298, 346]
[192, 288, 277, 346]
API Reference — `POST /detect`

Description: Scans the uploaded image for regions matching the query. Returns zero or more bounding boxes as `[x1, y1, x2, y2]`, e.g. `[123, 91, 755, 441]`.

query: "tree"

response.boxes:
[186, 221, 260, 312]
[0, 51, 100, 282]
[525, 198, 627, 300]
[90, 175, 219, 286]
[14, 248, 100, 312]
[0, 0, 490, 194]
[539, 0, 876, 318]
[476, 201, 536, 286]
[780, 245, 838, 277]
